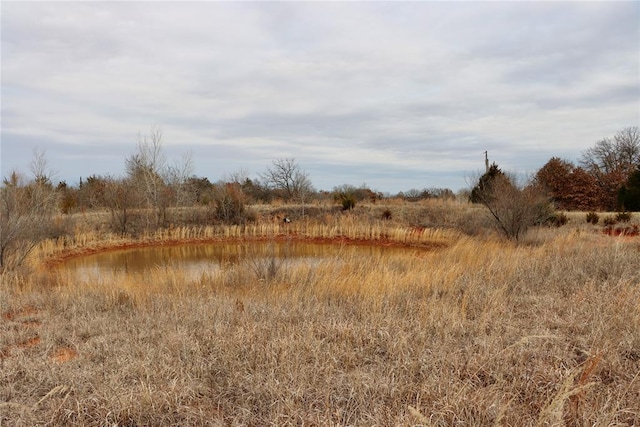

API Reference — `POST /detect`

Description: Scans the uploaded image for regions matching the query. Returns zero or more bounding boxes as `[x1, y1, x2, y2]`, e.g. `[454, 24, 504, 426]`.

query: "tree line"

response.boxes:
[468, 126, 639, 240]
[0, 126, 441, 270]
[535, 126, 640, 212]
[30, 125, 458, 229]
[2, 125, 638, 269]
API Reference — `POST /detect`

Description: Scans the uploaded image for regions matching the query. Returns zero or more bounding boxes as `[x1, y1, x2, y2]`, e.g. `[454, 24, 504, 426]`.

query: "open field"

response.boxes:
[1, 202, 639, 425]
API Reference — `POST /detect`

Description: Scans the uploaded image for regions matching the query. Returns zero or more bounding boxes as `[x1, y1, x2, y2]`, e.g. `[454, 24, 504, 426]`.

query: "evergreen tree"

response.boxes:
[618, 167, 640, 211]
[470, 163, 506, 204]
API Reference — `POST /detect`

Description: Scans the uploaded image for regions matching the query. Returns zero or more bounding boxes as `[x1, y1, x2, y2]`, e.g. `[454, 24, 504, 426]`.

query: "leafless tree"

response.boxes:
[580, 126, 640, 210]
[260, 158, 314, 216]
[103, 176, 141, 235]
[581, 127, 640, 176]
[125, 126, 199, 226]
[224, 168, 251, 186]
[167, 151, 194, 206]
[30, 148, 55, 187]
[471, 167, 551, 241]
[0, 152, 60, 271]
[78, 175, 110, 210]
[165, 151, 195, 224]
[125, 126, 169, 227]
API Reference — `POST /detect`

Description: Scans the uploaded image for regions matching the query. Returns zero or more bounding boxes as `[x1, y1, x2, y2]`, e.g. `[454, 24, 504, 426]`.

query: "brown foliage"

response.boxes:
[536, 158, 604, 211]
[580, 126, 640, 210]
[566, 167, 605, 211]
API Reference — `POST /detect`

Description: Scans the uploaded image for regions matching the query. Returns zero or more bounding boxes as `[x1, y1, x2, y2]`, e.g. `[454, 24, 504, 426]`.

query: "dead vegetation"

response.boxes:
[1, 201, 639, 425]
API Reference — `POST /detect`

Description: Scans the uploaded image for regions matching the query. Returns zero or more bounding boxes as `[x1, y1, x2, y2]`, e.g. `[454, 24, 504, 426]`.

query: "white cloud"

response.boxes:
[2, 1, 638, 192]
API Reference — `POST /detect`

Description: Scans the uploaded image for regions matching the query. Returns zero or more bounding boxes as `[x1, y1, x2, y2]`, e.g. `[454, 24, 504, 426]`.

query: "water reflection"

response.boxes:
[59, 241, 412, 283]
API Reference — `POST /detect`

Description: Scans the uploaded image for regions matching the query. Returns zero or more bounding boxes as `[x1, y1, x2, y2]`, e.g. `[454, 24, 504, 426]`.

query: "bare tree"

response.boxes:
[78, 175, 110, 210]
[125, 126, 201, 226]
[30, 148, 55, 187]
[166, 151, 195, 216]
[0, 152, 60, 271]
[615, 126, 640, 168]
[224, 168, 251, 186]
[471, 164, 551, 241]
[580, 126, 640, 210]
[103, 176, 141, 235]
[125, 126, 168, 227]
[260, 158, 314, 212]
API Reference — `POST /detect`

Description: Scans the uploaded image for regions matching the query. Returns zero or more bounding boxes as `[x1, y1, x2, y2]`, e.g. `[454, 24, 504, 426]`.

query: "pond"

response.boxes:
[59, 240, 419, 284]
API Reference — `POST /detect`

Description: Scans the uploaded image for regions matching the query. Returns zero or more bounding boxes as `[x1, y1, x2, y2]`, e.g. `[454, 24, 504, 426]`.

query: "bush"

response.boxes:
[537, 211, 568, 227]
[547, 212, 568, 227]
[534, 203, 560, 227]
[1, 170, 62, 270]
[471, 167, 552, 241]
[212, 183, 247, 224]
[616, 211, 632, 223]
[381, 209, 392, 220]
[603, 216, 617, 226]
[335, 192, 356, 211]
[586, 212, 599, 224]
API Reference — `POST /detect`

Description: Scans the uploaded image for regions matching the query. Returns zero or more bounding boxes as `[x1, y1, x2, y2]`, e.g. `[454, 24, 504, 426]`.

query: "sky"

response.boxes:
[1, 1, 638, 194]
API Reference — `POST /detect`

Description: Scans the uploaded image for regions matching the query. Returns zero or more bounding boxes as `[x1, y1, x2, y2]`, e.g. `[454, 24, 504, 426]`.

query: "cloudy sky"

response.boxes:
[1, 1, 638, 193]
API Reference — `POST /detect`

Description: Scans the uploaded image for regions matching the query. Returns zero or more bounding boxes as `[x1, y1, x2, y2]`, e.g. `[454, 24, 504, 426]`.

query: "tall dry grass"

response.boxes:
[1, 205, 639, 425]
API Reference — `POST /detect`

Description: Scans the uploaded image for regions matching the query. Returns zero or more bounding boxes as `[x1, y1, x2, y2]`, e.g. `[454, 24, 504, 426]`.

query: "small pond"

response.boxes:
[59, 241, 419, 284]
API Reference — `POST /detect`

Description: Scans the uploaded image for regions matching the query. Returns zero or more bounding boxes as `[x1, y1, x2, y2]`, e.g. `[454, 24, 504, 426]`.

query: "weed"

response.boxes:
[545, 212, 568, 227]
[616, 211, 632, 223]
[586, 212, 599, 224]
[337, 193, 356, 211]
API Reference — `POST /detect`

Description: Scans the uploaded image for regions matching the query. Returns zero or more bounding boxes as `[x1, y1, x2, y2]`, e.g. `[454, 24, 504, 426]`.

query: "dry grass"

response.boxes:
[1, 203, 639, 425]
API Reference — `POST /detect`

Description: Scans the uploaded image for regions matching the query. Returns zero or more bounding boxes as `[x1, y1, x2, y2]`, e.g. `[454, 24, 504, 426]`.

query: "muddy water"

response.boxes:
[60, 241, 414, 284]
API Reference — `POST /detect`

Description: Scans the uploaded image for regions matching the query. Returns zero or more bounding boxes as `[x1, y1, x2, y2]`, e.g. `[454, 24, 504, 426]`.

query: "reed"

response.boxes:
[31, 214, 459, 270]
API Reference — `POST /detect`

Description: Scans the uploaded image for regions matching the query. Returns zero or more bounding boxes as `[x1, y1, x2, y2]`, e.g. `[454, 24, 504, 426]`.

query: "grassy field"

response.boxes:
[1, 201, 639, 425]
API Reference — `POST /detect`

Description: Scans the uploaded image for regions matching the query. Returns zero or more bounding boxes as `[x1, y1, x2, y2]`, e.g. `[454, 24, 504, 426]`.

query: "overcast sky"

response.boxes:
[1, 1, 638, 193]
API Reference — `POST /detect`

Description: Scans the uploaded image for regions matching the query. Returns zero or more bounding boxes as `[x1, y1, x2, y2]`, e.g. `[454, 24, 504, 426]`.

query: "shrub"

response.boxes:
[212, 183, 247, 224]
[340, 194, 356, 211]
[616, 211, 632, 223]
[538, 211, 568, 227]
[247, 255, 285, 283]
[471, 167, 552, 241]
[549, 212, 568, 227]
[381, 209, 392, 220]
[603, 216, 617, 226]
[534, 203, 559, 226]
[586, 212, 599, 224]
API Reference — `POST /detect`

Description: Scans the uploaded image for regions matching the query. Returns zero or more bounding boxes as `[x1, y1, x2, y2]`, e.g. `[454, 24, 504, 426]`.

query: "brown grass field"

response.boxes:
[1, 201, 639, 426]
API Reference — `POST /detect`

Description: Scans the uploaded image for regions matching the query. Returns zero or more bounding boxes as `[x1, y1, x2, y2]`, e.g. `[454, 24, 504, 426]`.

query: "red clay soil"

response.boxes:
[1, 336, 41, 360]
[2, 305, 39, 322]
[51, 347, 78, 363]
[603, 225, 640, 237]
[0, 305, 77, 363]
[1, 306, 43, 360]
[17, 336, 41, 349]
